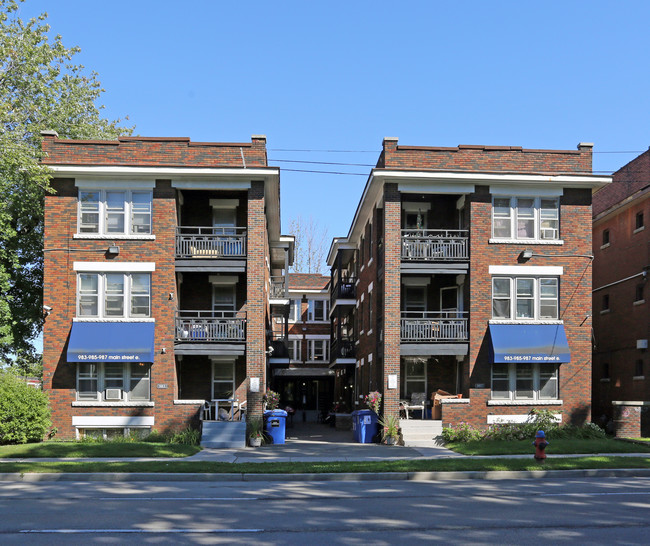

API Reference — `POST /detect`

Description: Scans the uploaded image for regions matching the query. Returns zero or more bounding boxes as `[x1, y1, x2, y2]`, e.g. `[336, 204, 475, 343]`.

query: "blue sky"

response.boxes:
[19, 0, 650, 241]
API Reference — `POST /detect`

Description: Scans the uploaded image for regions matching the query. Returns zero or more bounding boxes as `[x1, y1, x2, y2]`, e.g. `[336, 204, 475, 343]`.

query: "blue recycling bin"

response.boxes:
[264, 409, 288, 444]
[356, 409, 379, 444]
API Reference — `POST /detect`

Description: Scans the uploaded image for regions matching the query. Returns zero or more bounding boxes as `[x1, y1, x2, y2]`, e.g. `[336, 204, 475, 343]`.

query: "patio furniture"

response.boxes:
[400, 392, 427, 419]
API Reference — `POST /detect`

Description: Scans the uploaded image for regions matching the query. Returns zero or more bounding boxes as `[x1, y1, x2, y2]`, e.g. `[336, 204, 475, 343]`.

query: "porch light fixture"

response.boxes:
[107, 244, 120, 255]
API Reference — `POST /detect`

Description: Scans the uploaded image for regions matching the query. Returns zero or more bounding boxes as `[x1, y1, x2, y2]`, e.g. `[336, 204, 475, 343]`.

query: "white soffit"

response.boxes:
[73, 262, 156, 272]
[489, 265, 564, 276]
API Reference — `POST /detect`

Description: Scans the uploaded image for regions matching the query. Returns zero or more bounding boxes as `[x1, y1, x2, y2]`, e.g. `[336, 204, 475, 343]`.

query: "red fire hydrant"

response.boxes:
[532, 430, 549, 462]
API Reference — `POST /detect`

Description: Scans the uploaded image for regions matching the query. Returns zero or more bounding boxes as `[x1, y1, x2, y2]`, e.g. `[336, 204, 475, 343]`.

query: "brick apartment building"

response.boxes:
[41, 132, 293, 441]
[592, 149, 650, 436]
[269, 273, 333, 422]
[328, 137, 610, 429]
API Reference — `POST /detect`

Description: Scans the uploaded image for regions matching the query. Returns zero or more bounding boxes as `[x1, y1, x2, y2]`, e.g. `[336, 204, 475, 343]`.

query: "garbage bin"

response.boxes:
[264, 409, 288, 444]
[356, 409, 379, 444]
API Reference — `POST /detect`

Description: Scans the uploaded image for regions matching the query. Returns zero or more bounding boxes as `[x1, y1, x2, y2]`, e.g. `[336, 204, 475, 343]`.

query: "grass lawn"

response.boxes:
[0, 442, 200, 459]
[445, 437, 650, 456]
[0, 456, 649, 475]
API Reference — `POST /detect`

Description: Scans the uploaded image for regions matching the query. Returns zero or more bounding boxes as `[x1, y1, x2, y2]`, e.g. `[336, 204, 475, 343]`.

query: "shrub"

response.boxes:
[143, 427, 200, 445]
[0, 372, 51, 444]
[441, 422, 483, 443]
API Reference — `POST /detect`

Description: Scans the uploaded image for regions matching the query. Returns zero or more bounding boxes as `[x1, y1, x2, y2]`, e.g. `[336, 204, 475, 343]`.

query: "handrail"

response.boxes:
[176, 311, 246, 342]
[401, 229, 468, 261]
[400, 311, 468, 342]
[175, 226, 247, 258]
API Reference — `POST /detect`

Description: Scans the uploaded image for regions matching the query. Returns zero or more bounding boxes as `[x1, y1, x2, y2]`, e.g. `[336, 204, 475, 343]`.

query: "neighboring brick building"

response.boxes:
[269, 273, 333, 422]
[592, 149, 650, 434]
[41, 132, 292, 440]
[329, 137, 610, 429]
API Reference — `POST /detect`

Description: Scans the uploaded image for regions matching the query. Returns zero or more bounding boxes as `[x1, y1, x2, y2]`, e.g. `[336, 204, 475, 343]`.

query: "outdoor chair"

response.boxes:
[400, 392, 426, 419]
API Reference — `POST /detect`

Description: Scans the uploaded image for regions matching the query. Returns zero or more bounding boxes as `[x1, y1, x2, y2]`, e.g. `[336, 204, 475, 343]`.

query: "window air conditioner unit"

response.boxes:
[540, 228, 557, 240]
[105, 388, 123, 401]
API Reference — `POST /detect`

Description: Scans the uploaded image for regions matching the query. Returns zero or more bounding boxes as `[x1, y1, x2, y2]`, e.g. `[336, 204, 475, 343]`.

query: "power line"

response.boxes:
[280, 168, 368, 176]
[268, 148, 378, 153]
[269, 158, 375, 167]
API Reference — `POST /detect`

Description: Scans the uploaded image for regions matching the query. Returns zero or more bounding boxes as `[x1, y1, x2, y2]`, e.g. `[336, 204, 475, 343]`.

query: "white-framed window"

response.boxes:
[404, 358, 427, 398]
[78, 189, 152, 235]
[491, 362, 559, 400]
[492, 197, 559, 240]
[308, 340, 329, 361]
[212, 285, 236, 314]
[212, 360, 235, 399]
[492, 277, 558, 320]
[307, 299, 328, 321]
[288, 340, 302, 362]
[288, 299, 301, 322]
[77, 273, 151, 318]
[76, 363, 151, 401]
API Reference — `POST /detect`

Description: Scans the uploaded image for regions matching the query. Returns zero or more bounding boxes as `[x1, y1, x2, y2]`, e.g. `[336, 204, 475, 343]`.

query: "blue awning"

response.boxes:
[67, 322, 155, 363]
[489, 324, 570, 364]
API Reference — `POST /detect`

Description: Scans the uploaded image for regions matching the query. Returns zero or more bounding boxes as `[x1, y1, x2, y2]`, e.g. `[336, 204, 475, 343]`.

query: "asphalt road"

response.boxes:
[1, 476, 649, 544]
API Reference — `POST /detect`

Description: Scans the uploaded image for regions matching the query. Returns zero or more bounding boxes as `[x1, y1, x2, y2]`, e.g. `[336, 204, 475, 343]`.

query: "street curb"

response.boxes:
[2, 468, 650, 482]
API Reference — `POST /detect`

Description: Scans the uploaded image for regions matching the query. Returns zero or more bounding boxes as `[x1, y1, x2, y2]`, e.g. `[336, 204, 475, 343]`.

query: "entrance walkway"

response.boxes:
[191, 420, 462, 463]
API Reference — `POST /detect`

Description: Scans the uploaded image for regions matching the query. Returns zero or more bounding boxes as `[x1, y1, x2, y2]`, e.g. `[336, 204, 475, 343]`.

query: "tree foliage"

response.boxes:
[0, 371, 51, 444]
[0, 0, 132, 362]
[288, 215, 329, 274]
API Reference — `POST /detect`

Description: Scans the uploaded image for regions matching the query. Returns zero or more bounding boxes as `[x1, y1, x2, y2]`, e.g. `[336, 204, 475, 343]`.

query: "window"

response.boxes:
[308, 340, 329, 361]
[636, 212, 644, 231]
[602, 294, 610, 311]
[602, 362, 610, 380]
[78, 190, 152, 235]
[602, 229, 610, 246]
[288, 340, 302, 362]
[635, 284, 645, 303]
[491, 362, 558, 400]
[635, 359, 644, 377]
[212, 360, 235, 399]
[404, 358, 426, 398]
[212, 285, 236, 314]
[492, 197, 559, 240]
[288, 299, 301, 322]
[368, 292, 373, 332]
[76, 363, 150, 401]
[492, 277, 558, 320]
[77, 273, 151, 318]
[308, 300, 328, 321]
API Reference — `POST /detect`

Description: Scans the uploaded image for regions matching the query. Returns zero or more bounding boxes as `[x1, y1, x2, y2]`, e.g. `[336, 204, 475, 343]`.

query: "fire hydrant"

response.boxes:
[532, 430, 549, 462]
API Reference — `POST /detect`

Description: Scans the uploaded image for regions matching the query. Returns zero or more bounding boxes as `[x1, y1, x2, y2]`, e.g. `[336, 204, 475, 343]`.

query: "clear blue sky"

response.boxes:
[19, 0, 650, 241]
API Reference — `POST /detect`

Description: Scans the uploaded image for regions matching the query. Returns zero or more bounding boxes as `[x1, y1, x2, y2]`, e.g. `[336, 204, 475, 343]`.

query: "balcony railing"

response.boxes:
[270, 276, 287, 299]
[401, 311, 468, 342]
[401, 229, 468, 261]
[330, 276, 356, 309]
[331, 337, 356, 360]
[175, 311, 246, 342]
[175, 226, 247, 258]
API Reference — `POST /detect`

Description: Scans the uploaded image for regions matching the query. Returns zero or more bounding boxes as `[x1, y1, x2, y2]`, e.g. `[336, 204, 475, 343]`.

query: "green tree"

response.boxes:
[0, 0, 132, 362]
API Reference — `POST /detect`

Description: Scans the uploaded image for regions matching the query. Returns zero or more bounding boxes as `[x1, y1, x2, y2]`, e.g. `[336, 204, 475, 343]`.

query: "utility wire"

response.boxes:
[269, 158, 375, 167]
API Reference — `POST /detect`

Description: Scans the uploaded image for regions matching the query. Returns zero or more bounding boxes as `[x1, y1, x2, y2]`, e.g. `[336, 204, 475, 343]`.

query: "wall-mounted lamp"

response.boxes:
[169, 292, 174, 301]
[107, 244, 120, 255]
[161, 347, 166, 354]
[43, 305, 52, 317]
[520, 249, 534, 261]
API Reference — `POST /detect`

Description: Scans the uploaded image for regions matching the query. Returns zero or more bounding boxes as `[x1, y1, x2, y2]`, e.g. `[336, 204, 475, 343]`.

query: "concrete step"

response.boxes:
[201, 420, 246, 448]
[399, 419, 444, 447]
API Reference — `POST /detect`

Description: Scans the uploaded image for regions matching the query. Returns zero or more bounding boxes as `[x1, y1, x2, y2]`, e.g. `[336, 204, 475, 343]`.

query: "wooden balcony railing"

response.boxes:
[175, 311, 246, 342]
[175, 226, 247, 258]
[330, 276, 356, 310]
[401, 311, 468, 342]
[401, 229, 468, 261]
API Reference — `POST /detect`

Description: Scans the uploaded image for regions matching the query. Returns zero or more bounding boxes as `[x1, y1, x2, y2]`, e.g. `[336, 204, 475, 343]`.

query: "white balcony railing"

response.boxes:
[176, 311, 246, 342]
[175, 226, 247, 258]
[401, 229, 468, 261]
[401, 311, 468, 342]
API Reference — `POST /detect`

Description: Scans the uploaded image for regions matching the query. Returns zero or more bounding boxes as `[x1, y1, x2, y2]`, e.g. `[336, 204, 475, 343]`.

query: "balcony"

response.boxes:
[331, 337, 356, 361]
[401, 311, 468, 342]
[175, 311, 246, 342]
[270, 276, 287, 299]
[401, 230, 468, 261]
[330, 276, 356, 312]
[175, 227, 247, 259]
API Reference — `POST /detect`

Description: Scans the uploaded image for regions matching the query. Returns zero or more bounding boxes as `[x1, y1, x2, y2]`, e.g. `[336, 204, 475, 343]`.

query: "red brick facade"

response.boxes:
[42, 134, 283, 439]
[592, 150, 650, 433]
[331, 137, 603, 429]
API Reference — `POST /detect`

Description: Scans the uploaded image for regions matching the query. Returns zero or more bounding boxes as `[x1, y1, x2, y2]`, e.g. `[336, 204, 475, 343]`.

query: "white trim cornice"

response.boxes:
[489, 265, 564, 276]
[73, 261, 156, 272]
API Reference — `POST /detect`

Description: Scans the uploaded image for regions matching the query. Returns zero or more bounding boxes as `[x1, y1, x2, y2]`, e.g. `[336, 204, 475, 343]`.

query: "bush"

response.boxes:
[442, 422, 483, 443]
[143, 427, 200, 445]
[0, 372, 51, 444]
